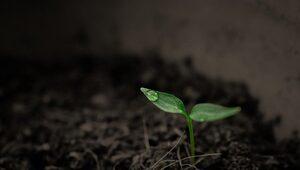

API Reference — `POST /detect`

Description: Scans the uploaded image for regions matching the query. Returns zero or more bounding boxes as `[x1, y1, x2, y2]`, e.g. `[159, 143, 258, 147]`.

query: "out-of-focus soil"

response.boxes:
[0, 55, 299, 169]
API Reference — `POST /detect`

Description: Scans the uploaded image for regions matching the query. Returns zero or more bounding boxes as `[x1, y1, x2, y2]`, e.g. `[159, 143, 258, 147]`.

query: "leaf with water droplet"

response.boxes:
[189, 103, 241, 122]
[141, 88, 158, 102]
[140, 87, 186, 115]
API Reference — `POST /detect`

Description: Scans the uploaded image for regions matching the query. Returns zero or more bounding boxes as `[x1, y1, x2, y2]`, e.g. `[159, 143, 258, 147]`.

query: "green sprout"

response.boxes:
[140, 87, 241, 162]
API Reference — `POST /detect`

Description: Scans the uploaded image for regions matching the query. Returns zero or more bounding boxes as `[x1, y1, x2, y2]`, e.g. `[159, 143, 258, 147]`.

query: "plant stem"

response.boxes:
[186, 114, 195, 163]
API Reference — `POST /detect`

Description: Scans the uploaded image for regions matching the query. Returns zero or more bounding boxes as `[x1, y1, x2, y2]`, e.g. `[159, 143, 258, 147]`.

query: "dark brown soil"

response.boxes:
[0, 55, 299, 170]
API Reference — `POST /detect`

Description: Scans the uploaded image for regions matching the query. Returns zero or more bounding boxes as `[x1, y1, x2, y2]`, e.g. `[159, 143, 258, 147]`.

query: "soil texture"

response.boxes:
[0, 55, 299, 170]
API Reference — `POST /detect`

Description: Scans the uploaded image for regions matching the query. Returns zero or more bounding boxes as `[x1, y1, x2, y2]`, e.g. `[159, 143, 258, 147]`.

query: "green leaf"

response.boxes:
[189, 103, 241, 122]
[140, 87, 186, 115]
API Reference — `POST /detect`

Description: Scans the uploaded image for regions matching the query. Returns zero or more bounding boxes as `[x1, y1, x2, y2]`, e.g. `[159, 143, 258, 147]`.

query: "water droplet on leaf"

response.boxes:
[141, 87, 159, 102]
[145, 90, 158, 102]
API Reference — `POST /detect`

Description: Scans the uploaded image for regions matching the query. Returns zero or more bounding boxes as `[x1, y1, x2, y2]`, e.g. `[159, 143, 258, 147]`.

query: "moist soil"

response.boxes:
[0, 55, 299, 170]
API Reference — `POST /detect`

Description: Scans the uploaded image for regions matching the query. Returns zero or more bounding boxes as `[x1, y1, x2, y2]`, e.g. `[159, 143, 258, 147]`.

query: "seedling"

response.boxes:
[140, 87, 241, 162]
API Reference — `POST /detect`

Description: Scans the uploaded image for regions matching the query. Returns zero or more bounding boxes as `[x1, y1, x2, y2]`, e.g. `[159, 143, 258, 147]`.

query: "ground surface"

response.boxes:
[0, 55, 299, 170]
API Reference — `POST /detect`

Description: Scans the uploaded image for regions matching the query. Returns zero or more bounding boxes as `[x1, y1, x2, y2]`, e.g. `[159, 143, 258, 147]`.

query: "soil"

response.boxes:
[0, 54, 299, 170]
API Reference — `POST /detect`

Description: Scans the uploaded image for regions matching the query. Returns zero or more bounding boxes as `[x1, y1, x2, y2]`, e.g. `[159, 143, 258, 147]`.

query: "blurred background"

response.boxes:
[1, 0, 299, 138]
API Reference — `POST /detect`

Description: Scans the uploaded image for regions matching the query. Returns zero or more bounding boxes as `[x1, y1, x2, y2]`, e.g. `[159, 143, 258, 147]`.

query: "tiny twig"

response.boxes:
[180, 153, 221, 162]
[154, 159, 176, 164]
[177, 147, 183, 169]
[182, 163, 199, 170]
[159, 153, 221, 170]
[150, 132, 185, 169]
[184, 142, 191, 157]
[194, 157, 205, 165]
